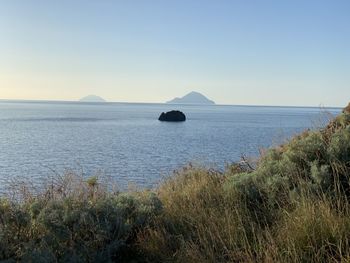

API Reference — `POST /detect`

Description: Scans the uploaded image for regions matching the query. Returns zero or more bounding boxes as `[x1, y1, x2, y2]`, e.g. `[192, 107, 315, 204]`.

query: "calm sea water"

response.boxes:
[0, 101, 341, 189]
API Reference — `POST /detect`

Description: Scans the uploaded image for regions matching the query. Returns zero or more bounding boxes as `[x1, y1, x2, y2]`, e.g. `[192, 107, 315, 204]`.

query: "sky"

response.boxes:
[0, 0, 349, 107]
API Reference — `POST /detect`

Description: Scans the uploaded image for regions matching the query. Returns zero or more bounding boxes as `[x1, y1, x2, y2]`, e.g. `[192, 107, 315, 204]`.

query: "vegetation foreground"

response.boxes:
[1, 104, 350, 262]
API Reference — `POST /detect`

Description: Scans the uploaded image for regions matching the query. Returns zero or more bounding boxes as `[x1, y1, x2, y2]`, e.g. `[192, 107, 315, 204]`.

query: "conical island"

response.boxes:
[79, 95, 106, 103]
[166, 91, 215, 105]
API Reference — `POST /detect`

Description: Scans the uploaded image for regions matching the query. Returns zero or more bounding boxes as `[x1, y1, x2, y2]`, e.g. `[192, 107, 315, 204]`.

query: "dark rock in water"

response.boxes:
[158, 110, 186, 122]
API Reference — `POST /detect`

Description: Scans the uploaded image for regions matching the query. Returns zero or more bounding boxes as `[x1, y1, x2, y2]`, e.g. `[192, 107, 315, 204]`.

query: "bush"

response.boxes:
[0, 179, 162, 262]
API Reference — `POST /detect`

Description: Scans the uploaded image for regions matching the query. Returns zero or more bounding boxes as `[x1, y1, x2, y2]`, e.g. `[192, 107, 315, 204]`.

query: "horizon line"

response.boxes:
[0, 98, 343, 109]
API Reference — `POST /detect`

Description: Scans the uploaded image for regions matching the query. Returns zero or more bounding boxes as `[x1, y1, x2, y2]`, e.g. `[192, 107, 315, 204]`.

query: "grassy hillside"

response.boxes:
[1, 103, 350, 262]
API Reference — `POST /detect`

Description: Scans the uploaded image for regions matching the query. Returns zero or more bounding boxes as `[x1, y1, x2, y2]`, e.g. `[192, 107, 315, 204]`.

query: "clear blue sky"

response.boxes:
[0, 0, 349, 106]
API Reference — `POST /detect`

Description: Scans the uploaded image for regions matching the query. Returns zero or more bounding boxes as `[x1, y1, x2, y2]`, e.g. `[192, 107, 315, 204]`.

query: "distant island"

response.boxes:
[79, 95, 106, 103]
[166, 91, 215, 105]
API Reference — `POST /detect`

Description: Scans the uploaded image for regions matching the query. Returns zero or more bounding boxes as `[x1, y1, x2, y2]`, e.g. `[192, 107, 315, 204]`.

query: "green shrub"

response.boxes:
[309, 161, 332, 191]
[328, 127, 350, 162]
[0, 189, 162, 262]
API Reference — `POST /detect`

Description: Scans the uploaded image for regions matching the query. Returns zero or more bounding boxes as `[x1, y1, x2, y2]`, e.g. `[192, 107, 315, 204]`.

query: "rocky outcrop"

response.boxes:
[343, 102, 350, 114]
[158, 111, 186, 122]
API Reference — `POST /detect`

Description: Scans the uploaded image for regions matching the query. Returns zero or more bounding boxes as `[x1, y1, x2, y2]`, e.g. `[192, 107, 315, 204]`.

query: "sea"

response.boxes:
[0, 100, 341, 190]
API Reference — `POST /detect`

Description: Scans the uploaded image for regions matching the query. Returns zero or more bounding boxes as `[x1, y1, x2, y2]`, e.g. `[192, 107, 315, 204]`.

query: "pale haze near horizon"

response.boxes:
[0, 0, 349, 107]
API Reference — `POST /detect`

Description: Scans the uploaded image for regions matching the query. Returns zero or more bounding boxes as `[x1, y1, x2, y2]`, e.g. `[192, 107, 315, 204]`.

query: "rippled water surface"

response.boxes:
[0, 101, 341, 189]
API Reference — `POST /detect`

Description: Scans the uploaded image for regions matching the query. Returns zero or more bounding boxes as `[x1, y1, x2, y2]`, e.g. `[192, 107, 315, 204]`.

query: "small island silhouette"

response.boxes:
[79, 95, 106, 103]
[158, 110, 186, 122]
[166, 91, 215, 105]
